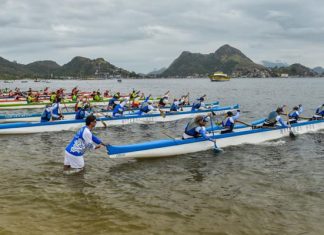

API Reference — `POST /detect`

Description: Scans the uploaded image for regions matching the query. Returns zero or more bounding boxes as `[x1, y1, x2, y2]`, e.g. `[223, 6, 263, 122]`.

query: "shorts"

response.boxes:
[64, 151, 85, 169]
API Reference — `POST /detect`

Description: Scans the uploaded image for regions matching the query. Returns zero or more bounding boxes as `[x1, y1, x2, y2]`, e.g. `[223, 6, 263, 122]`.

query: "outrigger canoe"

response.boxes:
[0, 104, 238, 134]
[0, 97, 160, 110]
[0, 102, 220, 123]
[106, 119, 324, 159]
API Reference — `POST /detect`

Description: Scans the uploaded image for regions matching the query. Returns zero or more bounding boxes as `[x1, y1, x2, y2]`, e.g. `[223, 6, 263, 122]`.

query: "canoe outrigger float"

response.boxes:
[0, 104, 238, 134]
[106, 119, 324, 159]
[0, 102, 220, 123]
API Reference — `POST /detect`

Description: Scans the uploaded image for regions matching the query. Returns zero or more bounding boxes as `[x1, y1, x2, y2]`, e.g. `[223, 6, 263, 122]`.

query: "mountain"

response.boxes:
[272, 63, 318, 77]
[162, 44, 273, 78]
[313, 66, 324, 74]
[55, 56, 137, 78]
[262, 60, 289, 68]
[0, 56, 138, 79]
[26, 60, 61, 77]
[0, 57, 32, 79]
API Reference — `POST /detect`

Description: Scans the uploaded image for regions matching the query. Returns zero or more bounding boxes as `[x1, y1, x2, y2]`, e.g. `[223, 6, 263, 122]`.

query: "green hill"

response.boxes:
[26, 60, 61, 78]
[272, 63, 317, 77]
[162, 44, 273, 77]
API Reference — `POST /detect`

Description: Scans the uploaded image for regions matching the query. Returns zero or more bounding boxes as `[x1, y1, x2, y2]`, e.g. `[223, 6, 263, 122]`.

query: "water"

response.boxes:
[0, 78, 324, 234]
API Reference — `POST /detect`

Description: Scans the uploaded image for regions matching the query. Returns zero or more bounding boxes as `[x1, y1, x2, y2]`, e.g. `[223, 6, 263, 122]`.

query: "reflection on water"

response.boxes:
[0, 78, 324, 234]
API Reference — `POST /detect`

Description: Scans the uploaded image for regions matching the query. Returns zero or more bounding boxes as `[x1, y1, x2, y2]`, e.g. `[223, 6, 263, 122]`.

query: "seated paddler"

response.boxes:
[40, 104, 53, 122]
[182, 114, 216, 144]
[315, 104, 324, 118]
[191, 95, 206, 111]
[113, 98, 129, 117]
[220, 110, 241, 134]
[75, 104, 92, 120]
[262, 107, 288, 128]
[51, 97, 64, 121]
[288, 104, 303, 124]
[170, 99, 180, 112]
[138, 94, 155, 115]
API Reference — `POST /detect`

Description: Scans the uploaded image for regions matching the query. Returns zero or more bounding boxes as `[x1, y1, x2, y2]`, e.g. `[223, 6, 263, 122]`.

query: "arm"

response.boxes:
[277, 116, 288, 127]
[198, 127, 214, 142]
[83, 128, 104, 150]
[144, 94, 152, 102]
[232, 111, 240, 121]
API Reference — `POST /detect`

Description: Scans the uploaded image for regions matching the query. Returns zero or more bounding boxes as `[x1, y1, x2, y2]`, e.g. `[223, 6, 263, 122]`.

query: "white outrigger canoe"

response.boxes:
[106, 119, 324, 159]
[0, 104, 238, 134]
[0, 102, 220, 123]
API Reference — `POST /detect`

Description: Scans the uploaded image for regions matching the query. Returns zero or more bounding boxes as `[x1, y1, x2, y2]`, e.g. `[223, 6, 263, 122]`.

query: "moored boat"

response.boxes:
[106, 119, 324, 159]
[208, 72, 230, 82]
[0, 104, 238, 134]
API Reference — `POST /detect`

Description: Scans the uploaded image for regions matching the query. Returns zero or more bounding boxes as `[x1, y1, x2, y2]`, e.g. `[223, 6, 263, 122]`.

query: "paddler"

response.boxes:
[64, 115, 106, 172]
[220, 110, 241, 134]
[129, 89, 140, 101]
[50, 92, 57, 103]
[158, 91, 170, 107]
[40, 104, 52, 122]
[113, 98, 129, 117]
[107, 92, 121, 110]
[138, 94, 155, 115]
[170, 99, 180, 112]
[93, 91, 102, 102]
[26, 93, 35, 104]
[288, 105, 303, 124]
[51, 97, 64, 120]
[191, 95, 206, 111]
[182, 114, 217, 144]
[75, 104, 92, 120]
[315, 104, 324, 117]
[262, 107, 288, 127]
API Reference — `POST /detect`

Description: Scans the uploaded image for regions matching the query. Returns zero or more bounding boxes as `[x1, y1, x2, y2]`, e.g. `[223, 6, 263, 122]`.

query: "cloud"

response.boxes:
[0, 0, 323, 73]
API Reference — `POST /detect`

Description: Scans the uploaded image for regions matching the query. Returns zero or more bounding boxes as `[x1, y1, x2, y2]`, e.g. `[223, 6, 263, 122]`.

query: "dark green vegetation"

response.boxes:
[0, 56, 138, 79]
[161, 45, 322, 78]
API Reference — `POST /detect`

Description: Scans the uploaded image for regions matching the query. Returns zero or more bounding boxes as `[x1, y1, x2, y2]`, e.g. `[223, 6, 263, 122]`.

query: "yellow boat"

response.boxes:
[208, 72, 230, 82]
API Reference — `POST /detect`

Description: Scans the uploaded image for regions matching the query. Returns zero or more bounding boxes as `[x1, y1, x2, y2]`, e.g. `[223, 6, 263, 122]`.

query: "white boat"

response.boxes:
[0, 104, 238, 134]
[106, 119, 324, 159]
[0, 102, 220, 123]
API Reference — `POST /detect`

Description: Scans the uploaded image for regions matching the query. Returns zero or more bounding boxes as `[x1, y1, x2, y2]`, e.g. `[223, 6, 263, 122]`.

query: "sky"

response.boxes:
[0, 0, 324, 73]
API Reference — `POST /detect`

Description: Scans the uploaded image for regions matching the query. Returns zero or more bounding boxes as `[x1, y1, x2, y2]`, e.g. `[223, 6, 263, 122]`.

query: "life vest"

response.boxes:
[222, 117, 234, 131]
[40, 108, 51, 122]
[288, 111, 299, 119]
[75, 109, 86, 120]
[50, 94, 56, 103]
[51, 103, 60, 116]
[113, 104, 124, 116]
[191, 101, 201, 111]
[94, 95, 101, 101]
[27, 96, 33, 103]
[184, 119, 200, 137]
[265, 111, 278, 125]
[316, 106, 324, 116]
[170, 102, 179, 111]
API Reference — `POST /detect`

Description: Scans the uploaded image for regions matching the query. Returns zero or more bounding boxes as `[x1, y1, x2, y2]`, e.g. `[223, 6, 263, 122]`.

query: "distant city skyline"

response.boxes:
[1, 0, 324, 73]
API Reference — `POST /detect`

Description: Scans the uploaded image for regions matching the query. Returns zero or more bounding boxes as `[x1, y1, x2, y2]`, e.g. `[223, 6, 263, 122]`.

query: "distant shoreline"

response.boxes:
[1, 76, 324, 81]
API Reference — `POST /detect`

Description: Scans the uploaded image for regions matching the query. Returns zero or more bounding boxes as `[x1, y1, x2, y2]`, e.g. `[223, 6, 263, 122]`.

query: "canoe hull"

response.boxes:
[0, 104, 237, 134]
[107, 120, 324, 159]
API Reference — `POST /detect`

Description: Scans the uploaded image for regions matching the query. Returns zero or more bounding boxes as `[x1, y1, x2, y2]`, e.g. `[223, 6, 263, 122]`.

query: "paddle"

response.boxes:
[285, 109, 296, 138]
[209, 116, 223, 152]
[93, 110, 108, 128]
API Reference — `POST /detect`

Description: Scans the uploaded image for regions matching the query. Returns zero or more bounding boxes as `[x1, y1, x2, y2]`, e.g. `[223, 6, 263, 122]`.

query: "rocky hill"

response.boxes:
[272, 63, 318, 77]
[162, 44, 274, 78]
[0, 56, 138, 79]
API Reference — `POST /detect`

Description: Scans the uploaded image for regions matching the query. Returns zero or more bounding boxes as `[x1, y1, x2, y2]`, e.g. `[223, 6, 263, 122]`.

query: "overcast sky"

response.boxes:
[1, 0, 324, 73]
